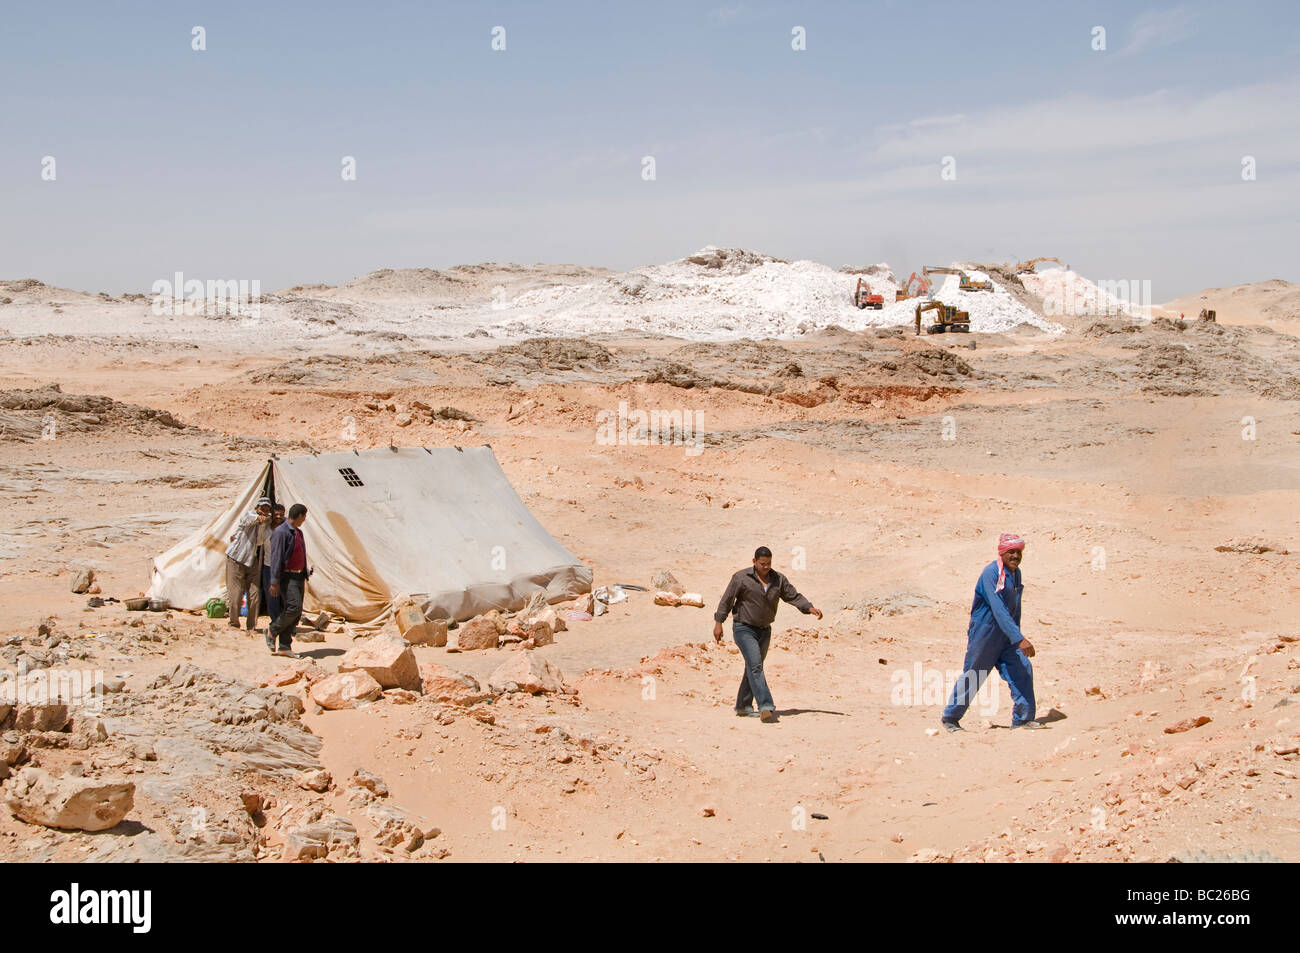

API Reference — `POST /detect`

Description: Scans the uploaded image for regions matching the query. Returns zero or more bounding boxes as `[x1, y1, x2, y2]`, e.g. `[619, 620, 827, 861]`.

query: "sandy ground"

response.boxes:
[0, 271, 1298, 863]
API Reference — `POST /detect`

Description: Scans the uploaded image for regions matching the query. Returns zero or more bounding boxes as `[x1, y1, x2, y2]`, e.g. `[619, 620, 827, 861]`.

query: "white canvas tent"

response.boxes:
[148, 446, 592, 624]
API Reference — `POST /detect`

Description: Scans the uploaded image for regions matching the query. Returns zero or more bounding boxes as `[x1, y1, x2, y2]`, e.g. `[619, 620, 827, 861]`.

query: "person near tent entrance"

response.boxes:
[225, 497, 270, 633]
[257, 503, 286, 630]
[267, 503, 311, 657]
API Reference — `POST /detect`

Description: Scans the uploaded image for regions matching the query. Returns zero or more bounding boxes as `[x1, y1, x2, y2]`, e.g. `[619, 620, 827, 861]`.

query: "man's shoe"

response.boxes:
[264, 633, 276, 654]
[759, 709, 778, 724]
[1011, 720, 1045, 730]
[735, 708, 755, 717]
[942, 720, 964, 733]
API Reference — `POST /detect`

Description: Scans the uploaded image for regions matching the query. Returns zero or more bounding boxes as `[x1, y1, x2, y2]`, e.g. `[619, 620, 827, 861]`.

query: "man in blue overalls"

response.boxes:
[941, 534, 1039, 732]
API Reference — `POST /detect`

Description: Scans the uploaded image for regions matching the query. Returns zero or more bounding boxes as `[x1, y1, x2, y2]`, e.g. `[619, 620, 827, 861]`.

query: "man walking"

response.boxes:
[224, 497, 270, 632]
[941, 533, 1038, 732]
[713, 546, 822, 724]
[267, 503, 311, 657]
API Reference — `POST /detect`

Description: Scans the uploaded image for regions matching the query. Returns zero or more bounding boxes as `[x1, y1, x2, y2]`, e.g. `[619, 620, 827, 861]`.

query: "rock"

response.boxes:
[652, 569, 686, 596]
[14, 705, 69, 732]
[309, 671, 382, 710]
[911, 848, 941, 863]
[456, 617, 501, 651]
[338, 632, 422, 691]
[395, 413, 413, 427]
[402, 616, 448, 648]
[296, 769, 332, 792]
[282, 827, 328, 861]
[699, 806, 716, 817]
[418, 662, 489, 705]
[653, 591, 681, 607]
[0, 740, 25, 766]
[240, 791, 265, 816]
[488, 651, 570, 695]
[528, 620, 555, 647]
[576, 592, 595, 614]
[592, 600, 607, 617]
[295, 630, 325, 643]
[282, 817, 358, 861]
[1164, 716, 1212, 734]
[678, 592, 705, 608]
[69, 568, 94, 594]
[1214, 539, 1289, 555]
[262, 661, 326, 688]
[533, 605, 566, 633]
[350, 768, 389, 798]
[69, 714, 108, 745]
[5, 767, 133, 832]
[367, 802, 422, 848]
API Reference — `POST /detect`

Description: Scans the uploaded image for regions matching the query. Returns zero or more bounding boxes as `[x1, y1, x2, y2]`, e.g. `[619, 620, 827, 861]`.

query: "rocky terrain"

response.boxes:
[0, 261, 1297, 863]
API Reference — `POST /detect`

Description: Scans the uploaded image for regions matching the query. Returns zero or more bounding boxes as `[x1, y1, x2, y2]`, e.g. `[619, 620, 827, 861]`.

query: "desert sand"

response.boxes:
[0, 252, 1297, 863]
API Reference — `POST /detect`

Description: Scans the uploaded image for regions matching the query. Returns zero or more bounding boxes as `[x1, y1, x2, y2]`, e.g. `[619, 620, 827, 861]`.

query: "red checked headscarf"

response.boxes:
[996, 533, 1026, 592]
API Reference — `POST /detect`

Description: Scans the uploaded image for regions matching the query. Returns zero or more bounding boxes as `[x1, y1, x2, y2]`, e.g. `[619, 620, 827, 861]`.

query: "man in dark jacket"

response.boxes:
[940, 533, 1038, 732]
[713, 546, 822, 723]
[266, 503, 311, 657]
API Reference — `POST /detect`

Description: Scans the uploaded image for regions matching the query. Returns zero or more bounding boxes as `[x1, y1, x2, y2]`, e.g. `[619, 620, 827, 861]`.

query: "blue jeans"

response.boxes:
[942, 631, 1035, 725]
[260, 565, 282, 622]
[733, 622, 775, 712]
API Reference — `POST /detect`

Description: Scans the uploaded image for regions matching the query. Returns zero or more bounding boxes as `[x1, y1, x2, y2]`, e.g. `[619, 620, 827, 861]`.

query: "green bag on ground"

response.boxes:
[204, 598, 229, 619]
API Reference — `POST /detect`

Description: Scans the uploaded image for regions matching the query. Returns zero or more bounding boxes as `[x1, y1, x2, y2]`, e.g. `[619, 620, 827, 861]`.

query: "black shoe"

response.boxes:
[942, 720, 964, 733]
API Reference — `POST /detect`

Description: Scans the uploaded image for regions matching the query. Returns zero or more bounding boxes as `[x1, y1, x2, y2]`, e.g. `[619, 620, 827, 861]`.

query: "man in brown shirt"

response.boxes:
[713, 546, 822, 723]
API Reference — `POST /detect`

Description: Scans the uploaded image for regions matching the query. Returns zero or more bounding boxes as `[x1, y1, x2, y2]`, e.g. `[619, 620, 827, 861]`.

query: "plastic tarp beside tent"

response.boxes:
[148, 446, 592, 624]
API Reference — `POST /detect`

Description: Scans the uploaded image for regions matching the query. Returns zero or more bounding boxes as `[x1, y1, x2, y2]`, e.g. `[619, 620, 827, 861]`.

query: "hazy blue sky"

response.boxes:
[2, 0, 1297, 300]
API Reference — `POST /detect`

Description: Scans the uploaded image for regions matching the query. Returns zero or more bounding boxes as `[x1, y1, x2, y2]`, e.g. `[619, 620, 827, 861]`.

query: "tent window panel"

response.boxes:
[338, 467, 364, 487]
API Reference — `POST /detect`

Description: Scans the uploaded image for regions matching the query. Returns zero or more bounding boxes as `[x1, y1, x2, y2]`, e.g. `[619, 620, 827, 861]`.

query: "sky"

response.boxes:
[1, 0, 1297, 301]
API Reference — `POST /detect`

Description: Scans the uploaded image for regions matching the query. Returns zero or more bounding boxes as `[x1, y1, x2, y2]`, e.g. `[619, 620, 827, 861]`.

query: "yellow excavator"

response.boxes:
[915, 299, 970, 335]
[923, 265, 992, 293]
[1012, 256, 1067, 274]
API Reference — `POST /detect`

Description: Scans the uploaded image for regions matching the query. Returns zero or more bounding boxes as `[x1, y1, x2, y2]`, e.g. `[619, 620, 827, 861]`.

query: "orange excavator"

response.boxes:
[896, 271, 932, 301]
[853, 277, 884, 310]
[915, 299, 970, 335]
[923, 265, 992, 292]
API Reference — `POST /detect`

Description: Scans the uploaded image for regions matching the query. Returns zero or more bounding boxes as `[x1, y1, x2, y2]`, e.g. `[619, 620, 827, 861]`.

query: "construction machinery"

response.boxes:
[923, 265, 992, 293]
[915, 299, 970, 335]
[853, 277, 884, 310]
[896, 271, 932, 300]
[1012, 256, 1067, 274]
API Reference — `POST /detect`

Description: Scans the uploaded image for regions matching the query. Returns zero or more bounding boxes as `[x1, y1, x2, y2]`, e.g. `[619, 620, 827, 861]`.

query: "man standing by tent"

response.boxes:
[225, 498, 270, 632]
[712, 546, 822, 724]
[258, 503, 286, 628]
[267, 503, 311, 657]
[940, 534, 1038, 732]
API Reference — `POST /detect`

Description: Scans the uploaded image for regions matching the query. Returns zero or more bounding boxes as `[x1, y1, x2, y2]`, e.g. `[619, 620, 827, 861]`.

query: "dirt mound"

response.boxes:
[680, 246, 784, 274]
[0, 384, 188, 441]
[477, 337, 614, 371]
[643, 362, 712, 389]
[870, 348, 976, 383]
[0, 279, 45, 294]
